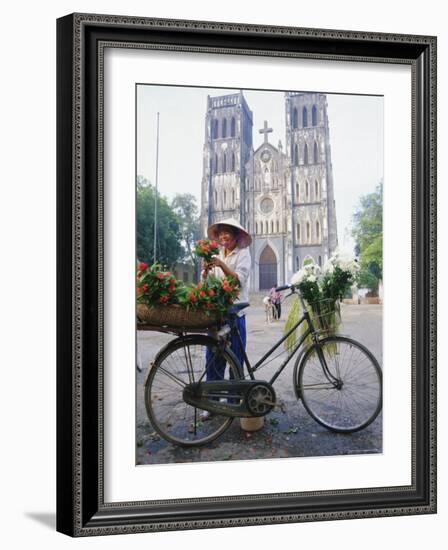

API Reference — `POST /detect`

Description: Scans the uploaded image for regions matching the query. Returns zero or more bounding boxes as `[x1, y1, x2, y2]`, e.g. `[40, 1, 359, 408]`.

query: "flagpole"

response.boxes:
[153, 112, 160, 263]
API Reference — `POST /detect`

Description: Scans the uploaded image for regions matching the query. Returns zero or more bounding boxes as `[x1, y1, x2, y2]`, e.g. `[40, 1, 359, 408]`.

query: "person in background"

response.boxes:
[269, 286, 282, 320]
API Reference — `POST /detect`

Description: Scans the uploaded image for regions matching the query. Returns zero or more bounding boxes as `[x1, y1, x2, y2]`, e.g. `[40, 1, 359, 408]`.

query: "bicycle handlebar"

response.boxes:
[275, 284, 292, 292]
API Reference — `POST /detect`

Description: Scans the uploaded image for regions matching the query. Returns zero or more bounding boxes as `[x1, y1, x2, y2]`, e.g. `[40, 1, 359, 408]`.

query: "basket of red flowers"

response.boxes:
[136, 261, 240, 330]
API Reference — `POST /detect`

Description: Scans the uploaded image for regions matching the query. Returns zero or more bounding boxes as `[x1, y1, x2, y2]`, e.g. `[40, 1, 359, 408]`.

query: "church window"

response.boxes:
[312, 105, 318, 126]
[214, 191, 218, 205]
[231, 117, 236, 137]
[296, 223, 301, 242]
[294, 144, 299, 166]
[231, 152, 236, 171]
[296, 256, 299, 269]
[222, 118, 227, 138]
[265, 221, 268, 234]
[255, 222, 258, 234]
[271, 220, 274, 233]
[232, 189, 235, 205]
[306, 221, 311, 242]
[318, 255, 322, 266]
[316, 220, 320, 241]
[304, 143, 309, 165]
[295, 182, 299, 200]
[315, 179, 319, 199]
[276, 220, 280, 233]
[292, 107, 298, 129]
[305, 180, 309, 201]
[223, 190, 227, 205]
[222, 153, 227, 173]
[212, 119, 219, 139]
[302, 106, 308, 127]
[214, 154, 218, 174]
[314, 141, 319, 163]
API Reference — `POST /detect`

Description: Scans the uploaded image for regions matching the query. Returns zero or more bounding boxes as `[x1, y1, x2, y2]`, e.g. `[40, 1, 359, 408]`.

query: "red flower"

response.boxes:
[137, 286, 144, 295]
[138, 261, 149, 271]
[156, 272, 165, 279]
[159, 295, 169, 303]
[222, 280, 231, 292]
[199, 291, 206, 298]
[142, 283, 149, 292]
[208, 289, 215, 297]
[189, 293, 197, 302]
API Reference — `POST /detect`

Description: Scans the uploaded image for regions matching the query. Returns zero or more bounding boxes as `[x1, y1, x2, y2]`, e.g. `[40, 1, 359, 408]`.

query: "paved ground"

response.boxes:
[136, 299, 383, 465]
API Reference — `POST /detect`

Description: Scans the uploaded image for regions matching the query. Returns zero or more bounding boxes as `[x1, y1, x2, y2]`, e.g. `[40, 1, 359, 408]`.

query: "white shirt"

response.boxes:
[210, 246, 251, 315]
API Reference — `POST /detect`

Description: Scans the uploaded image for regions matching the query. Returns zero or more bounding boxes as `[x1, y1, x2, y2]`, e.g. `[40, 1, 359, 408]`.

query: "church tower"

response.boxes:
[200, 92, 253, 238]
[285, 92, 338, 272]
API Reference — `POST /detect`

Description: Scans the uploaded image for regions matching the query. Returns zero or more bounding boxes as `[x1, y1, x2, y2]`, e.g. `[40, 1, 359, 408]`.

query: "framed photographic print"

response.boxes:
[56, 13, 437, 536]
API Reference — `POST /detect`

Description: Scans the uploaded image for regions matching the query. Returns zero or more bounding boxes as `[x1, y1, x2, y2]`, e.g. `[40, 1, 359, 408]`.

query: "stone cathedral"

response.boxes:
[200, 91, 338, 291]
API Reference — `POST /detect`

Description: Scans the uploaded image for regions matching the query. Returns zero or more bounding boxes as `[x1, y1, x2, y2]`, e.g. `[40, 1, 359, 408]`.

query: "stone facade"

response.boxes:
[200, 91, 338, 291]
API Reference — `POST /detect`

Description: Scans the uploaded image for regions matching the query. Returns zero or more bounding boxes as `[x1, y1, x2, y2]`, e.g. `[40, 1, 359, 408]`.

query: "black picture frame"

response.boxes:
[56, 13, 437, 536]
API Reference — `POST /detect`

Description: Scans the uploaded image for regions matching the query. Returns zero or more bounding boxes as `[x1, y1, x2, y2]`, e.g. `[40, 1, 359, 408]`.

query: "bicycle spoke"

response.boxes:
[298, 337, 382, 433]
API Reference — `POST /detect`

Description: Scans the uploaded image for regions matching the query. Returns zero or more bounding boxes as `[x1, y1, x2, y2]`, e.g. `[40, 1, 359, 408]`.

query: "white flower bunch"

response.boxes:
[291, 262, 321, 286]
[323, 248, 360, 277]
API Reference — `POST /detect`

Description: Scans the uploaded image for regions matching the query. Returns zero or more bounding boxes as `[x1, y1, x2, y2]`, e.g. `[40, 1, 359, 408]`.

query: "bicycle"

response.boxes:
[144, 284, 382, 447]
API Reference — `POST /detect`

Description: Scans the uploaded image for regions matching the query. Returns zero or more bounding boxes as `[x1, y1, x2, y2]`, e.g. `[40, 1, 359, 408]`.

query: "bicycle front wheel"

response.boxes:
[297, 336, 382, 433]
[145, 335, 241, 446]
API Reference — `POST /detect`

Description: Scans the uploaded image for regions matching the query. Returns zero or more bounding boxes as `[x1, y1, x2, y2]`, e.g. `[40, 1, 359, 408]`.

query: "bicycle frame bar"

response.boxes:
[229, 309, 314, 384]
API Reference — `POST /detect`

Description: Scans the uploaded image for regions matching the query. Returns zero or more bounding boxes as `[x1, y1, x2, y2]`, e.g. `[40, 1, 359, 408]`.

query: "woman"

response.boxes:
[201, 218, 252, 417]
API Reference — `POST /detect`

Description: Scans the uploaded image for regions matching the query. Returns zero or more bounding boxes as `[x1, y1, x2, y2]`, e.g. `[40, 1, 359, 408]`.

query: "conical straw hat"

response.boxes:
[207, 217, 252, 248]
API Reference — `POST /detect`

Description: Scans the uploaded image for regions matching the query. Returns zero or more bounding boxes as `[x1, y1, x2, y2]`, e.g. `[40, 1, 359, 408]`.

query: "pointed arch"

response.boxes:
[294, 144, 299, 166]
[312, 105, 318, 126]
[302, 106, 308, 127]
[305, 180, 310, 201]
[259, 244, 278, 290]
[296, 223, 301, 242]
[231, 151, 236, 171]
[314, 141, 319, 163]
[306, 221, 311, 242]
[292, 107, 298, 129]
[222, 118, 227, 138]
[212, 119, 219, 139]
[315, 179, 319, 199]
[276, 220, 280, 233]
[223, 189, 227, 205]
[316, 220, 321, 242]
[304, 143, 309, 165]
[222, 153, 227, 173]
[230, 117, 236, 137]
[295, 182, 299, 199]
[214, 154, 218, 174]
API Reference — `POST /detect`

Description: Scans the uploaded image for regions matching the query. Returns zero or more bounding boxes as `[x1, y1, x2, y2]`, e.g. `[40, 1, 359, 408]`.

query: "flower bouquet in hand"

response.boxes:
[136, 262, 186, 306]
[194, 239, 220, 272]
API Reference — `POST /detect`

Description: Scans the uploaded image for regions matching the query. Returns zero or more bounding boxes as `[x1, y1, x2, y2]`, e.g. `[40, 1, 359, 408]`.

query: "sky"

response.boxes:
[136, 84, 383, 253]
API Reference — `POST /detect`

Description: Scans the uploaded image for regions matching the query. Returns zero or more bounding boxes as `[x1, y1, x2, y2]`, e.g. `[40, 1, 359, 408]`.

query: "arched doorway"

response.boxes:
[259, 245, 277, 290]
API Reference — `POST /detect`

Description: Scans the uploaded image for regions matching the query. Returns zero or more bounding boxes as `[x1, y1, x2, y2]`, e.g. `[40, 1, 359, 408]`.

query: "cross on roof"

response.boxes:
[259, 120, 273, 143]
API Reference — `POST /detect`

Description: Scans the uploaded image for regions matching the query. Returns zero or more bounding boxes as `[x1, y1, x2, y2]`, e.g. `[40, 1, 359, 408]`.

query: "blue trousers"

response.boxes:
[205, 315, 246, 380]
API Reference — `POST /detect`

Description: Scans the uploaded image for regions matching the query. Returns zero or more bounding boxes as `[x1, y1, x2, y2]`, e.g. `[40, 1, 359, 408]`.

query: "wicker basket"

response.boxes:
[136, 303, 220, 330]
[307, 299, 341, 333]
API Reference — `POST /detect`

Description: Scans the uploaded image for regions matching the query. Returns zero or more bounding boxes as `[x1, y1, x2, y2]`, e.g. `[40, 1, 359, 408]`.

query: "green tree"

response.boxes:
[352, 182, 383, 295]
[171, 193, 201, 269]
[136, 176, 183, 267]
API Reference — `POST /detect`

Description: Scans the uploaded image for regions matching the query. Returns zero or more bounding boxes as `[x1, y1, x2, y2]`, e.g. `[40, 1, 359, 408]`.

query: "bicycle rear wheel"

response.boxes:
[145, 335, 241, 446]
[297, 336, 382, 433]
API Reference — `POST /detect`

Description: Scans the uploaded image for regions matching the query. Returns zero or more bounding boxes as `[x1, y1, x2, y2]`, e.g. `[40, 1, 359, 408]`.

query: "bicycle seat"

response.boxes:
[226, 302, 250, 316]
